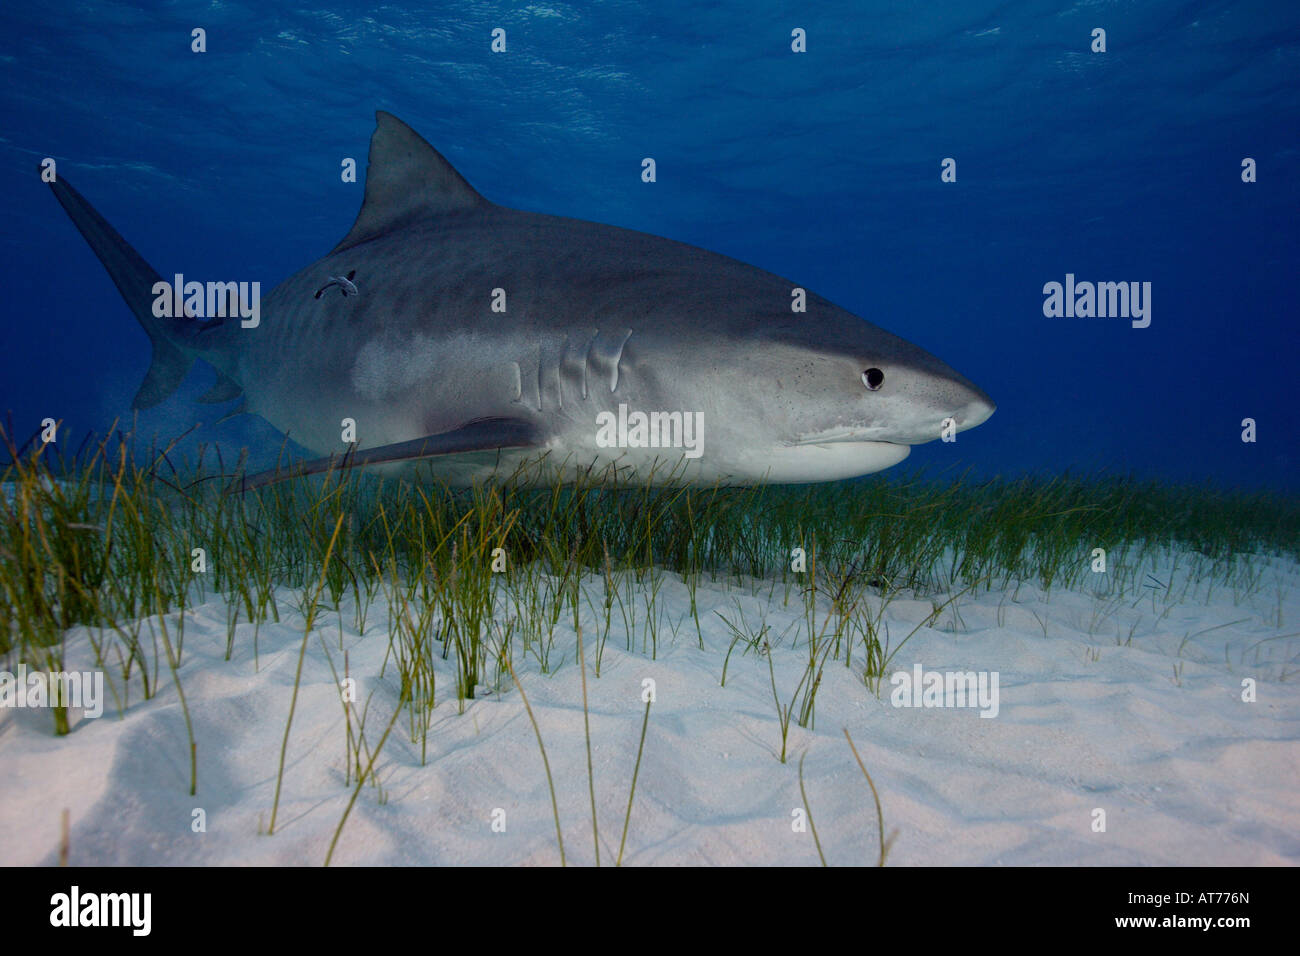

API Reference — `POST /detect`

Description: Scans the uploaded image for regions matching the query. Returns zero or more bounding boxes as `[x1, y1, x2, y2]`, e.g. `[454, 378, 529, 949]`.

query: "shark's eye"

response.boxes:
[862, 368, 884, 391]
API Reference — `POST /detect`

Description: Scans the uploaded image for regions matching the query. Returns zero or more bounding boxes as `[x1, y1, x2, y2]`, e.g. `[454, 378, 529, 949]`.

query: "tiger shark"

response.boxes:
[46, 111, 994, 487]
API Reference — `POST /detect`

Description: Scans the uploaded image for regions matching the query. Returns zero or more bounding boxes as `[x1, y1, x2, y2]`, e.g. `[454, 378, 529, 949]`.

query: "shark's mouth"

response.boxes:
[792, 423, 954, 447]
[790, 428, 899, 446]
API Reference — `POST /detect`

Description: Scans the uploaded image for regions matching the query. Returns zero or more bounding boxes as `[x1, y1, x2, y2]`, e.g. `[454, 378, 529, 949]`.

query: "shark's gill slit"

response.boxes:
[543, 339, 563, 411]
[583, 331, 600, 398]
[589, 328, 634, 394]
[611, 329, 632, 394]
[559, 332, 591, 403]
[509, 361, 522, 403]
[537, 345, 545, 412]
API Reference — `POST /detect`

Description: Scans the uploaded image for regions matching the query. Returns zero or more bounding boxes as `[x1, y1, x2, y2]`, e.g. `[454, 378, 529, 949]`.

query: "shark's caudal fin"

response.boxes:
[330, 110, 489, 254]
[45, 173, 194, 409]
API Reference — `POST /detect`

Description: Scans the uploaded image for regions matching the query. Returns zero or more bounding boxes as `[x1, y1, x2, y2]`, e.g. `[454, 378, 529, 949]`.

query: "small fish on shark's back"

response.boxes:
[314, 270, 359, 299]
[43, 111, 994, 487]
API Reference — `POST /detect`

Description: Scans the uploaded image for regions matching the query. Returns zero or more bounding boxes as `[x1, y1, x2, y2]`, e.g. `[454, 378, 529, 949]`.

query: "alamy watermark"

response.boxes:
[0, 664, 104, 718]
[1042, 273, 1151, 328]
[152, 273, 260, 328]
[49, 886, 151, 936]
[890, 664, 999, 718]
[595, 403, 704, 459]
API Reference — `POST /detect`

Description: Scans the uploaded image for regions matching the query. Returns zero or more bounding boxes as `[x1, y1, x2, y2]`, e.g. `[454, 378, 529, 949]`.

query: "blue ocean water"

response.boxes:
[2, 1, 1296, 489]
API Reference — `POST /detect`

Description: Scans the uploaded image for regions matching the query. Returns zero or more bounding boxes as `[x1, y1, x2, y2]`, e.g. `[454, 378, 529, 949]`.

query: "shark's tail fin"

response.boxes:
[46, 172, 194, 409]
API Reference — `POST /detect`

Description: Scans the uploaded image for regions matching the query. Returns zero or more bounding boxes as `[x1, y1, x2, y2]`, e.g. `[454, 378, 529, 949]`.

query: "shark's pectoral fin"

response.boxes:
[240, 417, 543, 490]
[197, 371, 244, 404]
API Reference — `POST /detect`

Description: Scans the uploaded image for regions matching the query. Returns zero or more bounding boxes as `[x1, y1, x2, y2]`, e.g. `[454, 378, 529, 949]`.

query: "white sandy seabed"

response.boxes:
[2, 545, 1298, 866]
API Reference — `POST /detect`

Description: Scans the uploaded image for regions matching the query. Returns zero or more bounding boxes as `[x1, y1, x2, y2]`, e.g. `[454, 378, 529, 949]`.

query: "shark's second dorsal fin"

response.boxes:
[331, 111, 487, 254]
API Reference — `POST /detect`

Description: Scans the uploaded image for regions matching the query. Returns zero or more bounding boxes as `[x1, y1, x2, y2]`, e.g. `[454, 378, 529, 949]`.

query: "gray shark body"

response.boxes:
[47, 111, 994, 487]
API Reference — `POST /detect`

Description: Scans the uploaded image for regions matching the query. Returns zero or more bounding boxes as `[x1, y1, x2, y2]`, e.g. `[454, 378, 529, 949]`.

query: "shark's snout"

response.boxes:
[916, 381, 995, 443]
[956, 391, 996, 431]
[912, 352, 997, 440]
[861, 365, 995, 446]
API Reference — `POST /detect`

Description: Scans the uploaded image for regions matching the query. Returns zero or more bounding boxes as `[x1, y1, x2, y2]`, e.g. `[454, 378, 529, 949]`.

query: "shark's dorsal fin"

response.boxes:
[331, 111, 487, 254]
